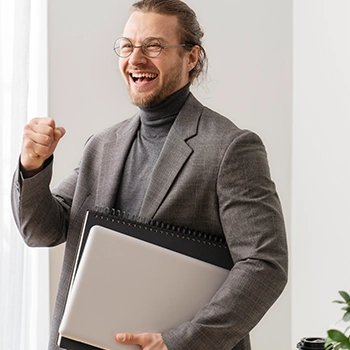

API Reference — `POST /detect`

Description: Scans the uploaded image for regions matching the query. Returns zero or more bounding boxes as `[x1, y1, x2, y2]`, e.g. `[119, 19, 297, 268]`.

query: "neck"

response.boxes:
[139, 84, 190, 122]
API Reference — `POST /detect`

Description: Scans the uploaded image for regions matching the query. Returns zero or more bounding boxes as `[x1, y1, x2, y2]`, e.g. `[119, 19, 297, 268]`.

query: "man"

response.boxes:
[12, 0, 288, 349]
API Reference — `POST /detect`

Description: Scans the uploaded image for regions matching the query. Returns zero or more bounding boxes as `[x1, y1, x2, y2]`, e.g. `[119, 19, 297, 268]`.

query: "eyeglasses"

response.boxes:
[113, 37, 194, 58]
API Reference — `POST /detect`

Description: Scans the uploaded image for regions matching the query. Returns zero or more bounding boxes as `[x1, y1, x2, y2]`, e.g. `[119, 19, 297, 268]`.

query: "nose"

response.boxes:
[128, 46, 148, 66]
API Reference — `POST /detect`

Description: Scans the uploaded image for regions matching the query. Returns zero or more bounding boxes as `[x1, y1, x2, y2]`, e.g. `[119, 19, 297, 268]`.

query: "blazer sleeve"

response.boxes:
[162, 130, 288, 349]
[11, 156, 77, 247]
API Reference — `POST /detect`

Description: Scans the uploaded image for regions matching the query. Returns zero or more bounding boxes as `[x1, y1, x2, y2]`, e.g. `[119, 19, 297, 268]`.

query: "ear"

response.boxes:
[187, 45, 200, 72]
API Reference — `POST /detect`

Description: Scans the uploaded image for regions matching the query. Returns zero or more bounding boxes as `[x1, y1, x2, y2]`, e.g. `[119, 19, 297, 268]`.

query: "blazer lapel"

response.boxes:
[140, 94, 203, 219]
[96, 115, 140, 208]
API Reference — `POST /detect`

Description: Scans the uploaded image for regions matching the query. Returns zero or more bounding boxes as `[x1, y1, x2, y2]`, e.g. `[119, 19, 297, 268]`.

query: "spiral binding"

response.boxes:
[94, 205, 228, 249]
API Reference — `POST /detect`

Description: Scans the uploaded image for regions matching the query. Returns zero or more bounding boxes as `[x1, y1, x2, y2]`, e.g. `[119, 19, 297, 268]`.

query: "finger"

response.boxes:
[116, 333, 140, 344]
[25, 119, 54, 144]
[30, 117, 56, 129]
[30, 117, 61, 143]
[53, 126, 66, 141]
[47, 127, 65, 156]
[27, 126, 54, 147]
[23, 126, 53, 157]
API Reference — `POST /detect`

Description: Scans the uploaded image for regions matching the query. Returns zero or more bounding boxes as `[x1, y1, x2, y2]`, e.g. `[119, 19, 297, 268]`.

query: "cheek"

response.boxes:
[119, 59, 127, 76]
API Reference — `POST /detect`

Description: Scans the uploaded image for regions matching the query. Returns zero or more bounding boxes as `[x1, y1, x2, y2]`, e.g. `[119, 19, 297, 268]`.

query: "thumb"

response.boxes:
[116, 333, 139, 345]
[54, 126, 66, 141]
[48, 126, 66, 156]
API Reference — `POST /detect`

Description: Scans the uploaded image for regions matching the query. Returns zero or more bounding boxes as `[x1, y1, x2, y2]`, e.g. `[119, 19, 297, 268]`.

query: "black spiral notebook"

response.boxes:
[58, 208, 234, 350]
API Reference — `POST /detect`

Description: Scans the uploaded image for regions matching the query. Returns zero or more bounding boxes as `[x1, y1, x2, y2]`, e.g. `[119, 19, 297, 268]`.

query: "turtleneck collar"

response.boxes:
[139, 84, 190, 124]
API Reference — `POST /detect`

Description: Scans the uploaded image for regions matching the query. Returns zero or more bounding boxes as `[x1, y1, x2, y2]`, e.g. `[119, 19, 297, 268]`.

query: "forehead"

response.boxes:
[123, 11, 180, 43]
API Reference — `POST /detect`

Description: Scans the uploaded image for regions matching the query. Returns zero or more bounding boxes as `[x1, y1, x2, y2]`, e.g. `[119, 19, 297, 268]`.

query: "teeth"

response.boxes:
[131, 73, 157, 79]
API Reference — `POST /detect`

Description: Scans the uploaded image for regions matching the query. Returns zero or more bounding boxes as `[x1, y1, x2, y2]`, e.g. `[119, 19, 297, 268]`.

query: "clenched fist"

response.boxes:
[20, 117, 66, 177]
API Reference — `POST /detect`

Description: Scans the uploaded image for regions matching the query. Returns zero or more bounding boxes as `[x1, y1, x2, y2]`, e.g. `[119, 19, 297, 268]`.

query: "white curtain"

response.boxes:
[0, 0, 50, 349]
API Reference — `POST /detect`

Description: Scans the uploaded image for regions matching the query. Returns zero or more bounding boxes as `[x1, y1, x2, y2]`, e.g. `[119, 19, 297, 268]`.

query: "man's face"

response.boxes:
[119, 11, 197, 108]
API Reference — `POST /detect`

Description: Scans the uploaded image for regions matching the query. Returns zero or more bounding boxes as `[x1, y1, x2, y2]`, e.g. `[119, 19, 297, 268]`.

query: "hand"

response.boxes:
[116, 333, 168, 350]
[20, 117, 66, 177]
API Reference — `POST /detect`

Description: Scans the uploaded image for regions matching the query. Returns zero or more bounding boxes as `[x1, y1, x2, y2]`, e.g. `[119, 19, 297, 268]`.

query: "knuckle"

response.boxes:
[45, 117, 56, 128]
[41, 134, 52, 145]
[125, 334, 133, 342]
[23, 123, 32, 135]
[22, 135, 34, 149]
[28, 117, 39, 124]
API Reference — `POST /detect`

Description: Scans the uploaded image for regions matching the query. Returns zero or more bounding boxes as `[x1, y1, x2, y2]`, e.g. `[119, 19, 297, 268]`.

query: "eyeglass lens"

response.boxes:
[114, 37, 163, 58]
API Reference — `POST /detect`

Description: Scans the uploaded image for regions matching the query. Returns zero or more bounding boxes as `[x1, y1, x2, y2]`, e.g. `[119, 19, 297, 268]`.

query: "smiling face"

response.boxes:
[119, 11, 199, 108]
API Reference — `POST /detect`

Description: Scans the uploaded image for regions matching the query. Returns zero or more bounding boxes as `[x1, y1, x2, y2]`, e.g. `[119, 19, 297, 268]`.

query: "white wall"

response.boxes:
[292, 0, 350, 345]
[48, 1, 292, 349]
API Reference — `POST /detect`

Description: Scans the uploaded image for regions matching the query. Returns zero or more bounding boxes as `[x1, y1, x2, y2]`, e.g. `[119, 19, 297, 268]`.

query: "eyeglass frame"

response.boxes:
[113, 36, 195, 58]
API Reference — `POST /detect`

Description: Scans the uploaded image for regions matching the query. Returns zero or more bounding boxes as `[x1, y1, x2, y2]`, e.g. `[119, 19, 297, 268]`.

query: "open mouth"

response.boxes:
[131, 73, 158, 83]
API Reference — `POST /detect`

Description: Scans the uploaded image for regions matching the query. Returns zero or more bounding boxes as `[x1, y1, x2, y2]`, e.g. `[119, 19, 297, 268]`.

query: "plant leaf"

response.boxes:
[342, 340, 350, 350]
[339, 337, 350, 349]
[344, 311, 350, 322]
[327, 329, 348, 343]
[325, 337, 333, 345]
[339, 291, 350, 303]
[325, 337, 336, 350]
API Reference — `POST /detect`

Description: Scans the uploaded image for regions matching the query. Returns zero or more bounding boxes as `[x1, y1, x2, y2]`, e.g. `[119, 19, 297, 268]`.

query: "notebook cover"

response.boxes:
[78, 208, 234, 270]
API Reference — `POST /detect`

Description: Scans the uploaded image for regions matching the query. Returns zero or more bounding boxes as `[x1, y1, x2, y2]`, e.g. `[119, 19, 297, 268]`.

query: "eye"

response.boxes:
[143, 38, 162, 52]
[120, 42, 132, 50]
[114, 37, 135, 57]
[147, 42, 161, 49]
[117, 38, 133, 53]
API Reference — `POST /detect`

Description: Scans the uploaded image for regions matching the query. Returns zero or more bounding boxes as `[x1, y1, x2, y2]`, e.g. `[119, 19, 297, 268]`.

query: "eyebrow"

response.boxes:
[152, 36, 167, 42]
[124, 36, 170, 44]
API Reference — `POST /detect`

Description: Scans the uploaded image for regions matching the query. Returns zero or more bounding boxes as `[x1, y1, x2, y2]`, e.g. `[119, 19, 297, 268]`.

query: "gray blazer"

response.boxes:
[12, 93, 288, 350]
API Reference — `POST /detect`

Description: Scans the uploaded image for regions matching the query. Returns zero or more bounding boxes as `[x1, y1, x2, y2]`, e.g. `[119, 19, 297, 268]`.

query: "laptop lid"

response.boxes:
[59, 224, 229, 350]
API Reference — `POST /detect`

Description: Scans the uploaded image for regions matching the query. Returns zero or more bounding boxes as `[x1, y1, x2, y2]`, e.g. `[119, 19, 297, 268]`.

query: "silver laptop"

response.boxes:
[59, 224, 230, 350]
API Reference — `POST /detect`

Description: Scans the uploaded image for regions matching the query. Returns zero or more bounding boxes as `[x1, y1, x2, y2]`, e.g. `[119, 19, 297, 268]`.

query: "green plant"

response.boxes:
[325, 291, 350, 350]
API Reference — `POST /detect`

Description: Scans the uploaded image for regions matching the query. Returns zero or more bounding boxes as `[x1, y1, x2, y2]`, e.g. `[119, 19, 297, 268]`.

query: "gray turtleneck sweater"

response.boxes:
[115, 85, 190, 216]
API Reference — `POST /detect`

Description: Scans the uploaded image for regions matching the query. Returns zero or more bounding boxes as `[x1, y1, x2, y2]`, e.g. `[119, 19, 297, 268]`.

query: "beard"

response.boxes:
[127, 60, 184, 108]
